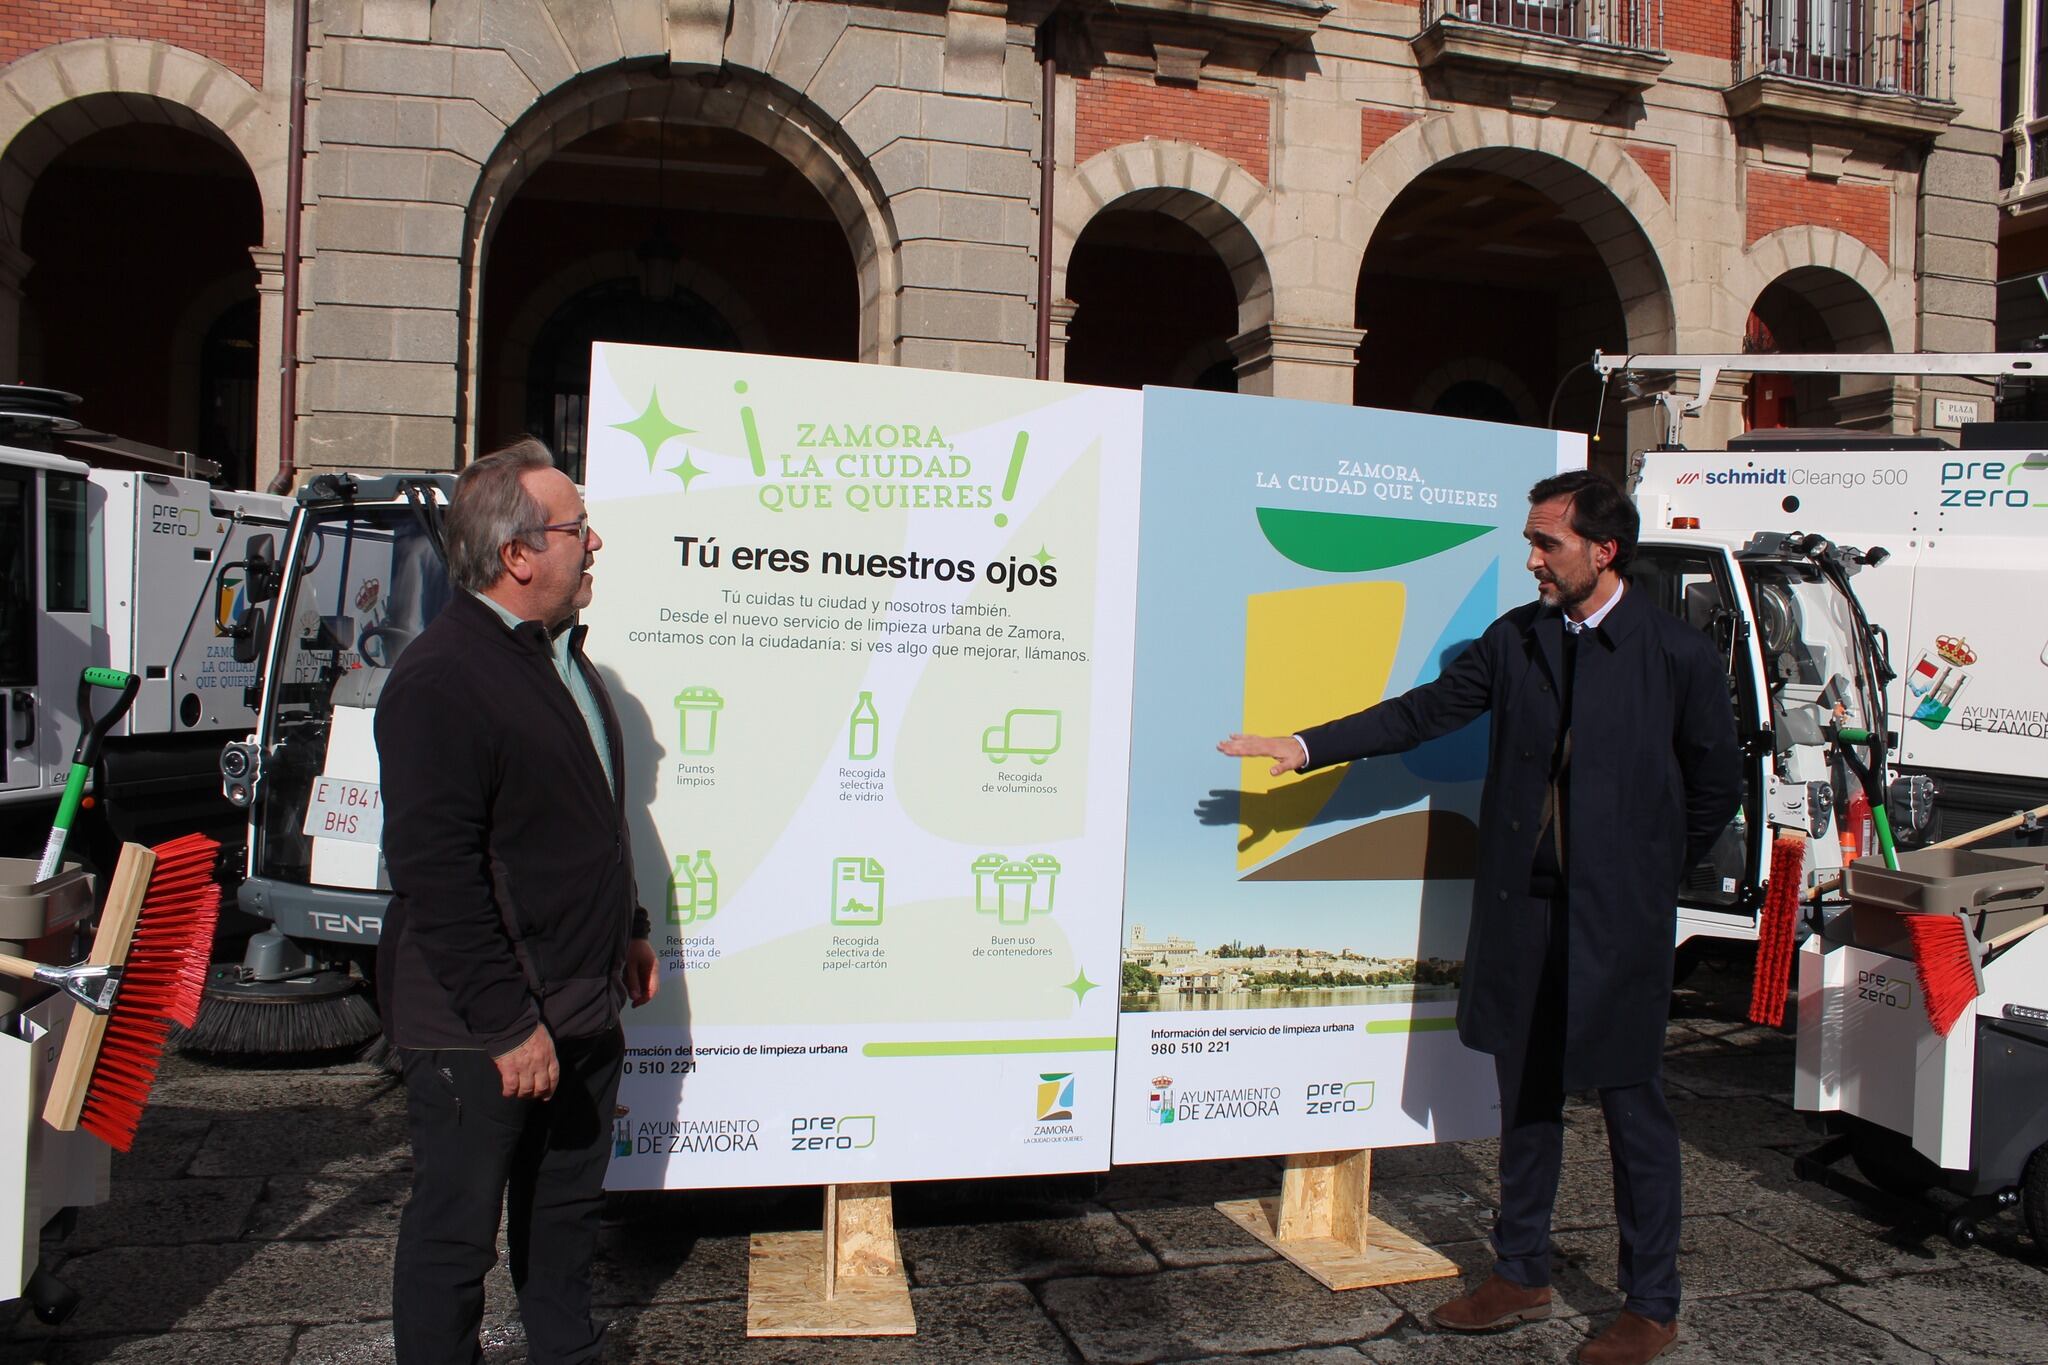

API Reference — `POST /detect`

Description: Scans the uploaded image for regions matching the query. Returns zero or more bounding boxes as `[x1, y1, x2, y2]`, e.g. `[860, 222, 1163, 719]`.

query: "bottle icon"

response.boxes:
[848, 692, 880, 761]
[668, 854, 696, 924]
[690, 850, 718, 919]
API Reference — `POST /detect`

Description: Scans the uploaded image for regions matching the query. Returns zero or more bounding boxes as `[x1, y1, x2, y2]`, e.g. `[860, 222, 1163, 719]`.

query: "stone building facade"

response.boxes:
[0, 0, 2005, 490]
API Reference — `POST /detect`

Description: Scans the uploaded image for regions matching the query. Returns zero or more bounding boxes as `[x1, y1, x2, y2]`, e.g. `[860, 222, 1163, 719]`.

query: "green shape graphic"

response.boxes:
[613, 390, 694, 469]
[862, 1037, 1116, 1057]
[1062, 968, 1098, 1002]
[1256, 508, 1491, 573]
[663, 452, 706, 488]
[1364, 1016, 1459, 1034]
[831, 856, 885, 925]
[982, 708, 1062, 765]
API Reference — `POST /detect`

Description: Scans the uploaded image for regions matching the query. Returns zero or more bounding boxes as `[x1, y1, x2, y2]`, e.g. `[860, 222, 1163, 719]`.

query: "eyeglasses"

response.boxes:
[532, 514, 592, 547]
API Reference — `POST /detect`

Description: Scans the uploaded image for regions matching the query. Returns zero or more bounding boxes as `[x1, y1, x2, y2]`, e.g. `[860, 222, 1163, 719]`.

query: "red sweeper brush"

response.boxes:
[1748, 834, 1806, 1027]
[1903, 911, 1984, 1038]
[0, 835, 222, 1151]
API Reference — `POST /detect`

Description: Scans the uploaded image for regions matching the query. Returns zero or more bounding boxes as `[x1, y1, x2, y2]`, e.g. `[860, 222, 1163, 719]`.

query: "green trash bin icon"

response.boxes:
[971, 853, 1008, 913]
[1024, 853, 1060, 915]
[675, 685, 725, 755]
[993, 860, 1036, 924]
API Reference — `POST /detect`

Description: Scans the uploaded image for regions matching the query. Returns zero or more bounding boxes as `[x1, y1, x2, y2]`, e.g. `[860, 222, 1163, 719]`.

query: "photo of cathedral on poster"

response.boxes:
[1119, 921, 1460, 1013]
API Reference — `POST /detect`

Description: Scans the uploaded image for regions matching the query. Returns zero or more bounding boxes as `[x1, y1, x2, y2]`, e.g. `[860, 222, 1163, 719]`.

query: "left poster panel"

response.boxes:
[580, 344, 1143, 1188]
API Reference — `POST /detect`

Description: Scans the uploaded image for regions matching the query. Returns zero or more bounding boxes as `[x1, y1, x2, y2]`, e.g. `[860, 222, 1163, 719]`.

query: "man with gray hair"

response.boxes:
[376, 437, 658, 1364]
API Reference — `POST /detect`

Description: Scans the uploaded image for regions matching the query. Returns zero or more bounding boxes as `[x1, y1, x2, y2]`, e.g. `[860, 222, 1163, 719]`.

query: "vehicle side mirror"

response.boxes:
[233, 606, 268, 665]
[243, 535, 277, 604]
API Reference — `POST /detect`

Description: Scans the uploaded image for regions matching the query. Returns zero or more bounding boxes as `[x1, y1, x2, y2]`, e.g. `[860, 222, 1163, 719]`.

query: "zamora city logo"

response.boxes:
[1037, 1072, 1076, 1122]
[791, 1115, 877, 1151]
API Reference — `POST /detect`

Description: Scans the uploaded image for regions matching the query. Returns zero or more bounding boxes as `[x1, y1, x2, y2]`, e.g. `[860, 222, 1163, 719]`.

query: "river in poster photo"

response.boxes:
[1114, 386, 1582, 1164]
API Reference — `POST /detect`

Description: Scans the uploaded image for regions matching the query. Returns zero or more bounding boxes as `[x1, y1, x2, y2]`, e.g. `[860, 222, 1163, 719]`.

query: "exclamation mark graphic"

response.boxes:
[994, 431, 1029, 527]
[736, 381, 766, 476]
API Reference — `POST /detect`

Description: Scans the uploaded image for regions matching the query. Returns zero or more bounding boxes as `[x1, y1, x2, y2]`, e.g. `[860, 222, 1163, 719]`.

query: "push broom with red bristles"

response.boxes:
[1904, 912, 1986, 1039]
[1748, 833, 1807, 1027]
[0, 833, 221, 1151]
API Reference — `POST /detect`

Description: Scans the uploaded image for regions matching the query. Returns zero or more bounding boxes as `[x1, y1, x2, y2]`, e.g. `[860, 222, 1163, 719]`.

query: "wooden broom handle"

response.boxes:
[0, 951, 49, 982]
[44, 842, 154, 1133]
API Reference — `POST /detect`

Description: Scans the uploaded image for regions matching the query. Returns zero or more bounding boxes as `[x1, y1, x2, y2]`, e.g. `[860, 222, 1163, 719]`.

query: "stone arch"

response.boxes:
[459, 65, 899, 452]
[1734, 227, 1907, 353]
[488, 250, 772, 438]
[1055, 143, 1277, 335]
[0, 38, 280, 252]
[1413, 356, 1541, 424]
[1354, 109, 1679, 353]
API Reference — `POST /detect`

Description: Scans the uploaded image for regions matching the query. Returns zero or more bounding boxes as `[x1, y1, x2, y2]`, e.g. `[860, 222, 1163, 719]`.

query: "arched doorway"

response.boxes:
[1742, 266, 1893, 431]
[1355, 149, 1671, 478]
[474, 111, 863, 479]
[15, 110, 261, 484]
[1063, 207, 1240, 392]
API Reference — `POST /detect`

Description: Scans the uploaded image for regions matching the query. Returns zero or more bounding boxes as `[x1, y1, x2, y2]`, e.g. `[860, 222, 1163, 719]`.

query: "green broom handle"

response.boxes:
[1833, 726, 1901, 871]
[35, 667, 140, 882]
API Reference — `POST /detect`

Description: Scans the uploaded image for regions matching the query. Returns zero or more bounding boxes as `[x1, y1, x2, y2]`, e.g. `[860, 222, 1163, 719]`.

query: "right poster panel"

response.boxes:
[1114, 388, 1584, 1164]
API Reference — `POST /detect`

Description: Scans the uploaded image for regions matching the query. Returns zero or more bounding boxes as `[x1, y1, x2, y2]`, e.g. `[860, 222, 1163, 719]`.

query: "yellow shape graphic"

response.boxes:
[1239, 582, 1406, 870]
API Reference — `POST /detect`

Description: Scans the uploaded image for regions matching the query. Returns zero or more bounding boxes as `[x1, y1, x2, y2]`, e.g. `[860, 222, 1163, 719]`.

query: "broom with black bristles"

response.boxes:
[0, 833, 221, 1151]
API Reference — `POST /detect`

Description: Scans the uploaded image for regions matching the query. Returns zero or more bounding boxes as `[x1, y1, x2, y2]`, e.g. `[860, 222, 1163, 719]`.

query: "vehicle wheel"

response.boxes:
[1945, 1213, 1977, 1249]
[1848, 1120, 1940, 1199]
[2025, 1144, 2048, 1249]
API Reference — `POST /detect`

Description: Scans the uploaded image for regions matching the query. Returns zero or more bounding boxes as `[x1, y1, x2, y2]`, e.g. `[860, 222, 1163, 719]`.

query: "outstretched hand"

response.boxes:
[1218, 732, 1308, 777]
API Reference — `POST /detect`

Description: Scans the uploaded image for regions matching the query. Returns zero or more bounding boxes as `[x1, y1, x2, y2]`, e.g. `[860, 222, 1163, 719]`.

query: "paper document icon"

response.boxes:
[831, 856, 885, 925]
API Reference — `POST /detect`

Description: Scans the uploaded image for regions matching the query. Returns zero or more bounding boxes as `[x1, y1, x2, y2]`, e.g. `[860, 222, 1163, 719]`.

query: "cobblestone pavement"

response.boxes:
[4, 965, 2045, 1363]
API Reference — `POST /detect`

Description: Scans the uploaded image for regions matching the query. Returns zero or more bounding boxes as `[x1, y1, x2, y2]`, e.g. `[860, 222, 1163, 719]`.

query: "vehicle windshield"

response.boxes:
[255, 503, 451, 888]
[1742, 559, 1877, 733]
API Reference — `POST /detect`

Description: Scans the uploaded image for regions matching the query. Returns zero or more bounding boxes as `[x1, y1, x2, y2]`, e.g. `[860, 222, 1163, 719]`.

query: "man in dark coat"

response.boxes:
[1223, 470, 1740, 1365]
[377, 439, 659, 1364]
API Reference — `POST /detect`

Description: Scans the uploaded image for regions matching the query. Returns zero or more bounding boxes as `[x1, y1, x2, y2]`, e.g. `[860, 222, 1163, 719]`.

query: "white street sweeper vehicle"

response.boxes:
[1605, 349, 2048, 1250]
[200, 472, 455, 1055]
[0, 386, 287, 1321]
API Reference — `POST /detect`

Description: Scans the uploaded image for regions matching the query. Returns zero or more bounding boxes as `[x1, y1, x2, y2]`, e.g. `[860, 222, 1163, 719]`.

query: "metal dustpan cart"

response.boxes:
[1794, 842, 2048, 1248]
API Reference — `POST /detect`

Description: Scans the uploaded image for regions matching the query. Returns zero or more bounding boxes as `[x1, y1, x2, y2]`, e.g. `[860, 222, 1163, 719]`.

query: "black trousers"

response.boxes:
[1489, 897, 1682, 1322]
[394, 1026, 625, 1365]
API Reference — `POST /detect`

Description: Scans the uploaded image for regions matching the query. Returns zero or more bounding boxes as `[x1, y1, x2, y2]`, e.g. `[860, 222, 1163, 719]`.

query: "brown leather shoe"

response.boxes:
[1428, 1272, 1553, 1331]
[1575, 1309, 1679, 1364]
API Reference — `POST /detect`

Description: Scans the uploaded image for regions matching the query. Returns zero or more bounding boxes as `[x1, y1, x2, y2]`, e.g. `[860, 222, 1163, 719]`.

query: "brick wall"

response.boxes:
[1361, 107, 1418, 162]
[1745, 168, 1890, 263]
[1075, 77, 1271, 185]
[1625, 143, 1672, 199]
[1665, 0, 1736, 61]
[0, 1, 265, 88]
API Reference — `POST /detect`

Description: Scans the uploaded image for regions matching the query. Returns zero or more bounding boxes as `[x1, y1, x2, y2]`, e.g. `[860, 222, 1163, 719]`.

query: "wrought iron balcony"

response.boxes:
[1734, 0, 1952, 101]
[1419, 0, 1664, 53]
[1412, 0, 1670, 106]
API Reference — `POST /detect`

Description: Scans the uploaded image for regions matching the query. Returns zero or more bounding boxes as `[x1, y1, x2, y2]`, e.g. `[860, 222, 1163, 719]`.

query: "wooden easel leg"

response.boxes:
[1218, 1150, 1460, 1291]
[747, 1182, 917, 1337]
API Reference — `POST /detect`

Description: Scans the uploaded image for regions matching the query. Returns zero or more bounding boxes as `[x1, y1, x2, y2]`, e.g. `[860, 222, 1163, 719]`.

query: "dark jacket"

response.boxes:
[375, 591, 644, 1053]
[1298, 583, 1741, 1089]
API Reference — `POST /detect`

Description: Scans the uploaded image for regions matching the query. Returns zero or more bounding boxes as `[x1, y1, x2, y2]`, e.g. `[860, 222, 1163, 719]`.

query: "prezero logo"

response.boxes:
[1305, 1080, 1376, 1115]
[1856, 970, 1914, 1011]
[790, 1115, 877, 1151]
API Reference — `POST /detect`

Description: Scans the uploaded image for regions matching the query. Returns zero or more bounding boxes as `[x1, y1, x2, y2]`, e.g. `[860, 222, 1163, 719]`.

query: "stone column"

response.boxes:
[1229, 322, 1364, 404]
[250, 246, 287, 492]
[1045, 298, 1076, 383]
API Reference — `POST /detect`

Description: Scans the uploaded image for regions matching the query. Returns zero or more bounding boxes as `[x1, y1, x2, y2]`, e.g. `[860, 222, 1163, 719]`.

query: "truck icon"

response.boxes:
[982, 708, 1062, 764]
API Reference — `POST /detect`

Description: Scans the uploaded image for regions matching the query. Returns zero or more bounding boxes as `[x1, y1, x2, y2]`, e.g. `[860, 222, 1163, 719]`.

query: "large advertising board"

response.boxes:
[1112, 388, 1582, 1164]
[580, 345, 1143, 1188]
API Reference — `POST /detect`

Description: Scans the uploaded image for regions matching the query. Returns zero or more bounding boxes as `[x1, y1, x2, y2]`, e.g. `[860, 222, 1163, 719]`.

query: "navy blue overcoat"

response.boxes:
[1298, 583, 1742, 1089]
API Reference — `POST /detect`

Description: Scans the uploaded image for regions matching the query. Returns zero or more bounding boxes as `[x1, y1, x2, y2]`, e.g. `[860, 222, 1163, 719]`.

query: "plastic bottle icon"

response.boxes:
[848, 691, 880, 761]
[690, 850, 718, 919]
[667, 853, 696, 924]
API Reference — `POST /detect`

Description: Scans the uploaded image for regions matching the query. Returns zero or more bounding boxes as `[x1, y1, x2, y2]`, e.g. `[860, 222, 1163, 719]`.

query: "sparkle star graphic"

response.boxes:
[663, 453, 706, 489]
[1031, 545, 1055, 566]
[1062, 969, 1099, 1002]
[612, 391, 693, 470]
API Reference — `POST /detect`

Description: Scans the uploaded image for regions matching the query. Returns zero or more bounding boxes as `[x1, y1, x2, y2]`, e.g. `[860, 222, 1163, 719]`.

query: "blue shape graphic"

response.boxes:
[1399, 559, 1498, 783]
